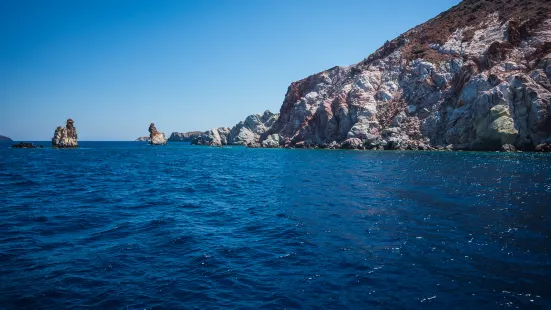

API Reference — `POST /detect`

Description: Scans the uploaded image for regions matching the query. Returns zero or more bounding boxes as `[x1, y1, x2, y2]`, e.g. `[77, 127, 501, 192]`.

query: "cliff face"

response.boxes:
[168, 131, 202, 142]
[193, 111, 279, 146]
[52, 119, 78, 148]
[262, 0, 551, 150]
[148, 123, 167, 145]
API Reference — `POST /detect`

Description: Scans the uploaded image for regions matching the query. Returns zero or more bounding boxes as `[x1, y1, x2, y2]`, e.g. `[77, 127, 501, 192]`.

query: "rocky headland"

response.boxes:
[149, 123, 167, 145]
[52, 119, 78, 148]
[168, 131, 202, 142]
[191, 0, 551, 152]
[0, 135, 12, 142]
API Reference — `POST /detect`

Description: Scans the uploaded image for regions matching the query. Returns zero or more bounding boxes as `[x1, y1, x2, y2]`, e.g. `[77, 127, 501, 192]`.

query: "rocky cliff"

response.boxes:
[192, 111, 279, 146]
[0, 135, 12, 142]
[256, 0, 551, 151]
[149, 123, 167, 145]
[168, 131, 202, 142]
[52, 119, 78, 148]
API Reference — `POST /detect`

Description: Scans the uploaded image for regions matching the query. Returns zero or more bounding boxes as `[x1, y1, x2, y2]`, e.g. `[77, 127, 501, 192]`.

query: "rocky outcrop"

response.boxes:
[11, 142, 43, 148]
[149, 123, 167, 145]
[251, 0, 551, 151]
[168, 131, 202, 142]
[0, 135, 12, 142]
[228, 111, 278, 146]
[192, 127, 231, 146]
[52, 119, 78, 148]
[135, 136, 150, 142]
[191, 111, 279, 146]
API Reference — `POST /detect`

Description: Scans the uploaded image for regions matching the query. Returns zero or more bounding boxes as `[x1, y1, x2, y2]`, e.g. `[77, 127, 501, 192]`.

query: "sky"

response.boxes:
[0, 0, 461, 141]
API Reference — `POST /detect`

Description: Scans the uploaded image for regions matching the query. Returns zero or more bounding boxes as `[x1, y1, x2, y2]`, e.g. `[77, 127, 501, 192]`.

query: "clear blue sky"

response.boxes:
[0, 0, 460, 141]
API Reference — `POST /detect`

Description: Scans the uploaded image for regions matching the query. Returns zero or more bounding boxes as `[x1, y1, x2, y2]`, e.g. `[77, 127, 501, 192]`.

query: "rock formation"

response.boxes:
[177, 0, 540, 151]
[192, 127, 231, 146]
[0, 135, 12, 142]
[168, 131, 202, 142]
[11, 142, 43, 148]
[254, 0, 551, 151]
[52, 119, 78, 148]
[192, 111, 279, 146]
[148, 123, 167, 145]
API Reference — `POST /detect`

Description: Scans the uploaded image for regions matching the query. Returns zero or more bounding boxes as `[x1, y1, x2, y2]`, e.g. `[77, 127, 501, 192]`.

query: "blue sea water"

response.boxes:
[1, 141, 550, 309]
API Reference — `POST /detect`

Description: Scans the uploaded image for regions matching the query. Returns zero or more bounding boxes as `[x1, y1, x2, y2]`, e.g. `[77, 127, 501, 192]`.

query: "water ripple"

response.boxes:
[0, 141, 550, 309]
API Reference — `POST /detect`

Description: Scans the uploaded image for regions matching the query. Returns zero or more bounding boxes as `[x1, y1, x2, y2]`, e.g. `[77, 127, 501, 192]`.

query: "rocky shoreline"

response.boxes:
[182, 0, 551, 153]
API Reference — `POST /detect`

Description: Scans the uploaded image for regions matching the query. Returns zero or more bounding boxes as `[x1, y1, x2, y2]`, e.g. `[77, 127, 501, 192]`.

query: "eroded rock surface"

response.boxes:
[149, 123, 167, 145]
[251, 0, 551, 150]
[52, 119, 78, 148]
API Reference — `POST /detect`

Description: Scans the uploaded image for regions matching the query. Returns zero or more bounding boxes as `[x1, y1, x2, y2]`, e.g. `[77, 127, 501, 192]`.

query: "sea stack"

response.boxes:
[149, 123, 167, 145]
[52, 119, 78, 148]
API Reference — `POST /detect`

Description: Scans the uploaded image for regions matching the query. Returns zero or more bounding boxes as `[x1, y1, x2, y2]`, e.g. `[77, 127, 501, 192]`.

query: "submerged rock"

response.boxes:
[52, 119, 78, 148]
[149, 123, 167, 145]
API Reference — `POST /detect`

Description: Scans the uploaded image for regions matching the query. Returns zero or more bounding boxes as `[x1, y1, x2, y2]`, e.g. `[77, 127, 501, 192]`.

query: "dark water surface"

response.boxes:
[1, 142, 550, 309]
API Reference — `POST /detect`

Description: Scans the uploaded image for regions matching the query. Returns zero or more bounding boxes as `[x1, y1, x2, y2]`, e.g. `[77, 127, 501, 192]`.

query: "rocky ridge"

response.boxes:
[196, 0, 551, 151]
[52, 119, 78, 148]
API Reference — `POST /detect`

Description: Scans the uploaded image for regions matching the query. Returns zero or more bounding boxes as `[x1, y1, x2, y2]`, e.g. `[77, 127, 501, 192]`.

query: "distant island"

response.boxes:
[0, 135, 13, 142]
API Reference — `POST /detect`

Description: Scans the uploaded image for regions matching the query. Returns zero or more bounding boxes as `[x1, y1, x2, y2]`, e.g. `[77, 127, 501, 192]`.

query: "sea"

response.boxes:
[1, 141, 550, 309]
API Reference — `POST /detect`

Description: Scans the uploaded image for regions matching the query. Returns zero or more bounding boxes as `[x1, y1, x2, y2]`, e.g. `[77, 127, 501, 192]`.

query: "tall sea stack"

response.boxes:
[149, 123, 167, 145]
[52, 119, 78, 148]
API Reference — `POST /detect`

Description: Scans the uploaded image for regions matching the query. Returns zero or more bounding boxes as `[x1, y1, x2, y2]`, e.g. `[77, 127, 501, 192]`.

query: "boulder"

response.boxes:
[341, 138, 364, 149]
[500, 144, 516, 152]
